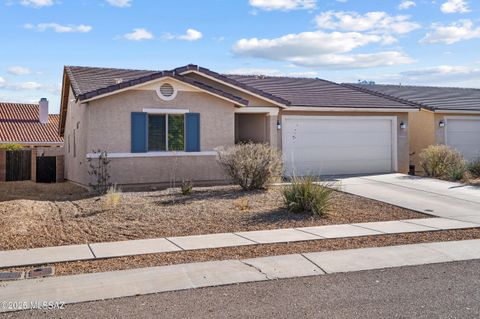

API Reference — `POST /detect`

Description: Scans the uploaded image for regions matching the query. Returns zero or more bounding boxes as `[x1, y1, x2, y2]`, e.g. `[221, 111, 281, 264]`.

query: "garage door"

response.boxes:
[446, 118, 480, 162]
[282, 116, 396, 176]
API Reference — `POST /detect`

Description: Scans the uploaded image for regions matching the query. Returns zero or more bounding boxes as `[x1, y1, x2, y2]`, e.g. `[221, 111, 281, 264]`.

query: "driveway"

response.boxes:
[336, 173, 480, 224]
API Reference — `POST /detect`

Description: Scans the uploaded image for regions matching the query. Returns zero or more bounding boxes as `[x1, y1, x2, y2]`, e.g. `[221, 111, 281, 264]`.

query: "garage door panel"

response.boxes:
[284, 146, 392, 160]
[446, 118, 480, 162]
[284, 159, 392, 176]
[282, 116, 395, 176]
[284, 133, 392, 148]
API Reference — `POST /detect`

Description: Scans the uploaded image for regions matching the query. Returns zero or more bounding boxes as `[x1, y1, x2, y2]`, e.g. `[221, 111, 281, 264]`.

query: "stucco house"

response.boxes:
[347, 84, 480, 172]
[59, 64, 420, 188]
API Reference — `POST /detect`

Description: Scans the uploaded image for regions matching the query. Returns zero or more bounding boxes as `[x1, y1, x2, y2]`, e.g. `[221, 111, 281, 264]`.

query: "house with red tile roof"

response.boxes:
[0, 99, 63, 147]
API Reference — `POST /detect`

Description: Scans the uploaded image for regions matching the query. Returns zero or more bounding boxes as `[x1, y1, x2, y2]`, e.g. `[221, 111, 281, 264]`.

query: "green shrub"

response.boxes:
[216, 143, 283, 190]
[181, 180, 193, 195]
[419, 145, 466, 181]
[468, 159, 480, 179]
[282, 176, 333, 217]
[0, 143, 23, 151]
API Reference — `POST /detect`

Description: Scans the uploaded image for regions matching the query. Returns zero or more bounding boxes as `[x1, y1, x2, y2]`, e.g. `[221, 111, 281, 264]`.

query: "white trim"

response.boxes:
[143, 108, 189, 114]
[235, 107, 279, 116]
[286, 107, 418, 113]
[443, 116, 480, 146]
[156, 83, 177, 101]
[86, 151, 216, 159]
[281, 115, 398, 173]
[81, 76, 247, 106]
[437, 110, 480, 114]
[180, 70, 288, 108]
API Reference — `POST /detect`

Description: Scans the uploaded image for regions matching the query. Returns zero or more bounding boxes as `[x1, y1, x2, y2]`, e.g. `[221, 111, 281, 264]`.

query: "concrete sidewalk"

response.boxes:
[1, 239, 480, 313]
[338, 174, 480, 222]
[1, 217, 478, 269]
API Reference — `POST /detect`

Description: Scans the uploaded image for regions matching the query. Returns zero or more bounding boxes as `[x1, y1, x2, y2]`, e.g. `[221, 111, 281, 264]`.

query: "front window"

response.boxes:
[148, 114, 184, 151]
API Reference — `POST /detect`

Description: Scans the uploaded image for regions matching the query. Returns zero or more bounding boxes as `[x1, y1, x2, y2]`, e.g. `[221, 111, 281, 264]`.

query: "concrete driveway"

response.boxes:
[336, 173, 480, 224]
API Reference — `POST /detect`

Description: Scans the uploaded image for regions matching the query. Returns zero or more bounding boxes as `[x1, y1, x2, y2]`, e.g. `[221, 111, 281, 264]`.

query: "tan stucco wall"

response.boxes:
[408, 110, 436, 171]
[277, 110, 411, 174]
[63, 87, 90, 185]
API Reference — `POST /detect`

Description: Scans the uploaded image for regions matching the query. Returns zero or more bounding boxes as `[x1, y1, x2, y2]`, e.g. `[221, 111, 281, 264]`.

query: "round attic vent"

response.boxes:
[156, 83, 177, 101]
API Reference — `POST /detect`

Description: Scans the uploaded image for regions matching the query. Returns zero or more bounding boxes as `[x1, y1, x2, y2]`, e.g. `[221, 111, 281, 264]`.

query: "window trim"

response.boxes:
[147, 113, 186, 152]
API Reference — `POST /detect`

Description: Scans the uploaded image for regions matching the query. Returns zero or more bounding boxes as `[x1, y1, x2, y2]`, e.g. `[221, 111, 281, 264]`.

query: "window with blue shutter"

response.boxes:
[185, 113, 200, 152]
[131, 112, 148, 153]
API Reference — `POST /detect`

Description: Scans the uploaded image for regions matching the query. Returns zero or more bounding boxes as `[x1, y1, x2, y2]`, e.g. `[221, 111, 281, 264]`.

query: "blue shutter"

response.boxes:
[131, 112, 148, 153]
[185, 113, 200, 152]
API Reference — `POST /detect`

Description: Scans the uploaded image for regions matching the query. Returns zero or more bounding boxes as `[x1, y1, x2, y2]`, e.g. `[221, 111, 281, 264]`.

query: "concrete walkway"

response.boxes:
[1, 217, 478, 269]
[1, 239, 480, 313]
[338, 174, 480, 223]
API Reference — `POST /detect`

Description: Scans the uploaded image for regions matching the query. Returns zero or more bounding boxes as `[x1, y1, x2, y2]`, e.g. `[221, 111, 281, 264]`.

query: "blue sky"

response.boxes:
[1, 0, 479, 113]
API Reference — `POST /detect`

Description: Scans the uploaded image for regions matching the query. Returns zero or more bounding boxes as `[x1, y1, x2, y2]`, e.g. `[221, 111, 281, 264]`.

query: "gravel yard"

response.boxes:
[0, 181, 428, 251]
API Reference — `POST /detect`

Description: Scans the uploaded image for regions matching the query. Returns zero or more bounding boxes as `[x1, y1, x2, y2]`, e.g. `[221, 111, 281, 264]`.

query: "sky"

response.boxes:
[0, 0, 479, 114]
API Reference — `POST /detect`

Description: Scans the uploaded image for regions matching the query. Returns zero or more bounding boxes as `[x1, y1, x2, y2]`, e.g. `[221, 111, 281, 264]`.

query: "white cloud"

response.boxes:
[178, 29, 203, 41]
[123, 28, 154, 41]
[441, 0, 470, 13]
[249, 0, 316, 11]
[163, 29, 203, 41]
[315, 11, 420, 34]
[398, 0, 416, 10]
[233, 31, 414, 69]
[421, 19, 480, 44]
[0, 77, 5, 86]
[7, 66, 31, 75]
[24, 23, 92, 33]
[0, 78, 59, 93]
[105, 0, 132, 7]
[20, 0, 54, 8]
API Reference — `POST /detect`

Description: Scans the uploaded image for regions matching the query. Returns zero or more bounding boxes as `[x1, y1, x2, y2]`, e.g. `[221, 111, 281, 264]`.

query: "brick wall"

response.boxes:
[31, 148, 37, 182]
[56, 155, 65, 183]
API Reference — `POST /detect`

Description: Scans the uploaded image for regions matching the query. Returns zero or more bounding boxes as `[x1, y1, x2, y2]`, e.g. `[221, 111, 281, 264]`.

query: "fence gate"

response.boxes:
[6, 150, 32, 181]
[36, 156, 56, 183]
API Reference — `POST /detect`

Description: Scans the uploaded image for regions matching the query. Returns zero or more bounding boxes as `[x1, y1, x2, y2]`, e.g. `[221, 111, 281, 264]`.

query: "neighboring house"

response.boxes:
[346, 84, 480, 171]
[59, 64, 419, 188]
[0, 99, 63, 147]
[0, 99, 64, 183]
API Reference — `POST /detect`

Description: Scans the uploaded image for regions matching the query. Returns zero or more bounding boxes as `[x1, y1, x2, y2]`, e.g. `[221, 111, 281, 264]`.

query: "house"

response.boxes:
[346, 84, 480, 171]
[59, 65, 419, 188]
[0, 99, 64, 182]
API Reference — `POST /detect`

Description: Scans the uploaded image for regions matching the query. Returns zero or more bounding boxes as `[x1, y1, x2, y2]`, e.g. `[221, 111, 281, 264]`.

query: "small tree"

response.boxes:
[0, 143, 23, 151]
[87, 150, 112, 194]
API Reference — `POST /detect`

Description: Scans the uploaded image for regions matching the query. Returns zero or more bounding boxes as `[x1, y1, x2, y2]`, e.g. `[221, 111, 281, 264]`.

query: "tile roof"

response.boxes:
[224, 75, 419, 109]
[65, 66, 248, 106]
[346, 83, 480, 112]
[0, 102, 63, 144]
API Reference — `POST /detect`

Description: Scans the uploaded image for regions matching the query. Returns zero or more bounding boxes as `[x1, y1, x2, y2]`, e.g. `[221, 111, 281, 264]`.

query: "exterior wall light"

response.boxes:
[277, 120, 282, 130]
[400, 122, 407, 129]
[439, 120, 445, 128]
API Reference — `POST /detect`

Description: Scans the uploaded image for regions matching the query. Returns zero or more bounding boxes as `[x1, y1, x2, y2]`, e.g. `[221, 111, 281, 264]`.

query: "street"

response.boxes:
[3, 260, 480, 319]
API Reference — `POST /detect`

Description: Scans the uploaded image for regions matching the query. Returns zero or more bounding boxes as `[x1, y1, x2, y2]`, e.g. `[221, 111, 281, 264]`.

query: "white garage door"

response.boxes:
[446, 118, 480, 162]
[282, 116, 397, 176]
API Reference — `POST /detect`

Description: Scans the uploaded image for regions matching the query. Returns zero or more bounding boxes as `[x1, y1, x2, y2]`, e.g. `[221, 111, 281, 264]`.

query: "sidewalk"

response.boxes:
[2, 239, 480, 313]
[1, 217, 478, 269]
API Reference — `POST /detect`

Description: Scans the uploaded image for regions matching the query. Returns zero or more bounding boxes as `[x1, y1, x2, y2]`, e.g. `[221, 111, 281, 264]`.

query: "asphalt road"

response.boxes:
[2, 260, 480, 319]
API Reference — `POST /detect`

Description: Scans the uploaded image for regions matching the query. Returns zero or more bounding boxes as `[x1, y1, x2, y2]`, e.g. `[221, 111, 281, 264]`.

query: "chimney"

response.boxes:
[39, 98, 49, 124]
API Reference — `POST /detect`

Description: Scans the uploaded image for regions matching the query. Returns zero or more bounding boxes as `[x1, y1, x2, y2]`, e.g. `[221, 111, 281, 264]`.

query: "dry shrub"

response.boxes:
[102, 185, 122, 210]
[419, 145, 466, 181]
[234, 198, 250, 211]
[282, 176, 333, 217]
[216, 143, 283, 190]
[468, 159, 480, 179]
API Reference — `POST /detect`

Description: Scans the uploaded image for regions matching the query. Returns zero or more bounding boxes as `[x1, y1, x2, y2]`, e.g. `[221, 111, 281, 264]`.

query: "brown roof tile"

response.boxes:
[0, 102, 63, 144]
